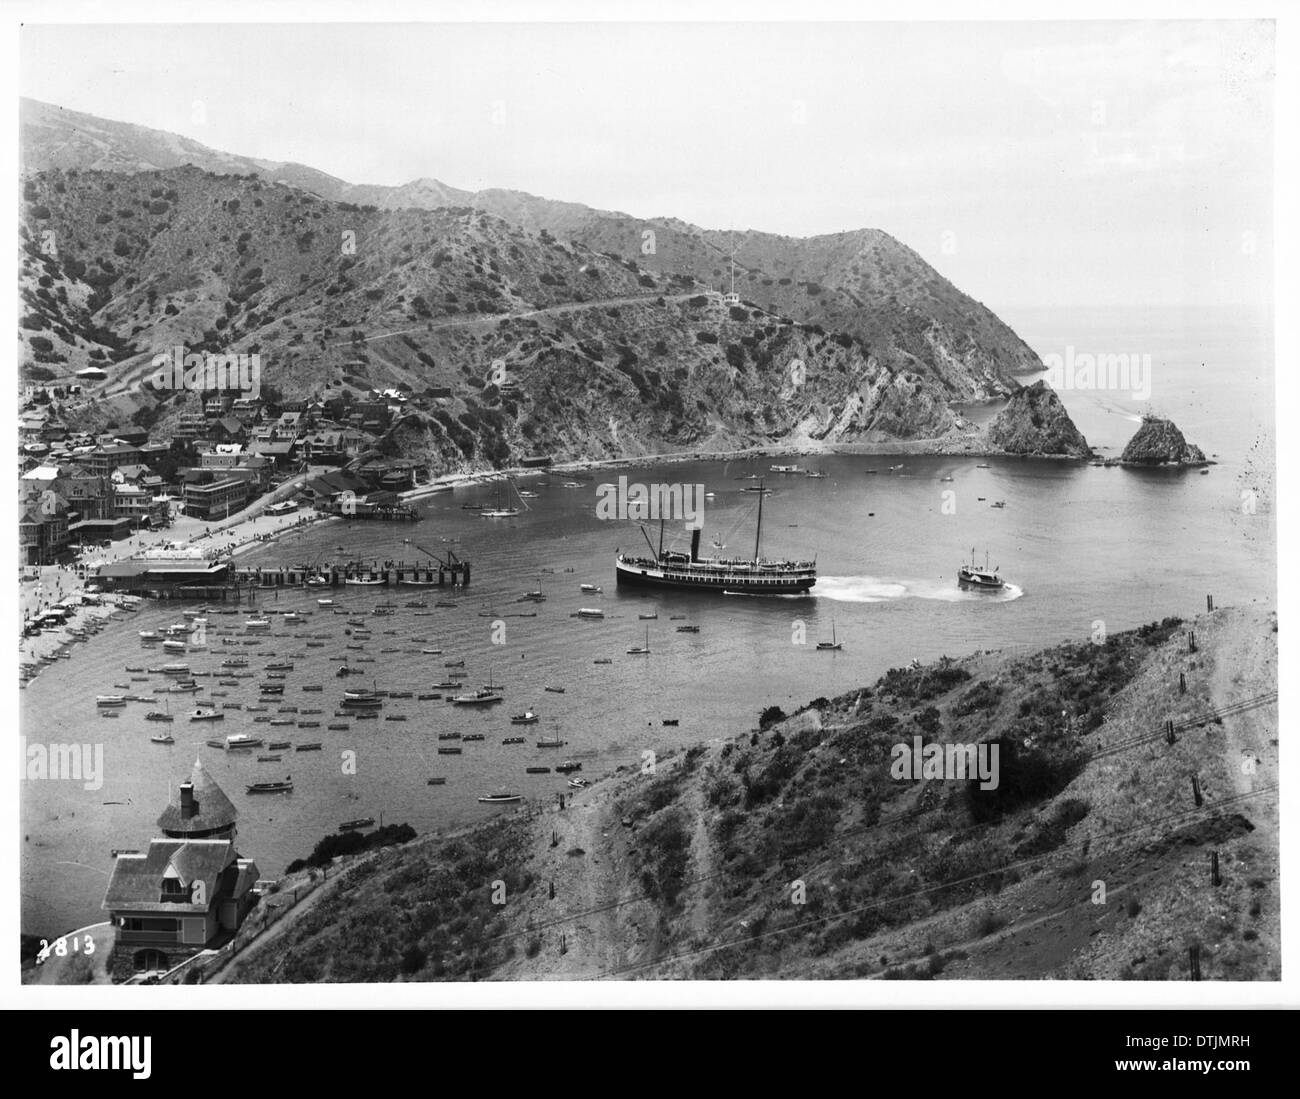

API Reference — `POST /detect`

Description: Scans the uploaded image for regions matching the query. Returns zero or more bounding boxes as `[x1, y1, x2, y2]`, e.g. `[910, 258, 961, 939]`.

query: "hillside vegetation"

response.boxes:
[21, 97, 1053, 475]
[216, 606, 1277, 983]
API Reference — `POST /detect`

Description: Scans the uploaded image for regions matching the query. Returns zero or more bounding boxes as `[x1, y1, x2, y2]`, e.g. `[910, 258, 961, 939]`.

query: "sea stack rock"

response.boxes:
[985, 380, 1092, 459]
[1119, 416, 1207, 465]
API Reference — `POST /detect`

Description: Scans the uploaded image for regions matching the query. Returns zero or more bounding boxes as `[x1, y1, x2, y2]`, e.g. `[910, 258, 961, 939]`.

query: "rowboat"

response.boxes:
[477, 792, 523, 804]
[246, 778, 293, 794]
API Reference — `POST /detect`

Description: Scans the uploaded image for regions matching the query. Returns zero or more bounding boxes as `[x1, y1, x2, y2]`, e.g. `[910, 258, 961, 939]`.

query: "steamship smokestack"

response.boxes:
[690, 528, 701, 562]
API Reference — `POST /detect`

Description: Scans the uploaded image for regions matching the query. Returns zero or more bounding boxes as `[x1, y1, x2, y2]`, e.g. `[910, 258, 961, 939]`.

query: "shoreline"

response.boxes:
[397, 433, 1102, 502]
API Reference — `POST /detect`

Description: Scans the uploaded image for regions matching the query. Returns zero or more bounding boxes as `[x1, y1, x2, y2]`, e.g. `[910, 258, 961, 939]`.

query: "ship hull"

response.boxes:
[616, 559, 815, 595]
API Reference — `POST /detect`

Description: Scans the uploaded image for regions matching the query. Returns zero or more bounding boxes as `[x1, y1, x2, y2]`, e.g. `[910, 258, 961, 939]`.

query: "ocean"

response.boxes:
[21, 305, 1275, 936]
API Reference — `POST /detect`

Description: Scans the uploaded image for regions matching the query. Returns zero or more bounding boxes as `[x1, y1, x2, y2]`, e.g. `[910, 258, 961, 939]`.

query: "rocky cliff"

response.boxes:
[985, 380, 1092, 459]
[1119, 417, 1207, 466]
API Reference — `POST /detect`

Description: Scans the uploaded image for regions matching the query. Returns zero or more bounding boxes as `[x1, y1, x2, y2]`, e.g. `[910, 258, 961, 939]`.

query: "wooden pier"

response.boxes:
[103, 553, 470, 601]
[235, 557, 471, 590]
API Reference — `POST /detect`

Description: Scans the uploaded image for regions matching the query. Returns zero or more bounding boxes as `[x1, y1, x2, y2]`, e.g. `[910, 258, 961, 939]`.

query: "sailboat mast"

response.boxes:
[754, 479, 764, 560]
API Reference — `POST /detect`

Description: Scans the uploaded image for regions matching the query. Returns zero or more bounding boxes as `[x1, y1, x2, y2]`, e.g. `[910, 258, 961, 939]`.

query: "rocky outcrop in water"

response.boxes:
[1119, 417, 1206, 465]
[984, 380, 1092, 459]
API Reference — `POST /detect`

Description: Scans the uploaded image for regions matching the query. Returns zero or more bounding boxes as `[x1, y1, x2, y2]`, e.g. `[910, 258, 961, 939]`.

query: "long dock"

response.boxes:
[99, 557, 471, 600]
[234, 559, 471, 589]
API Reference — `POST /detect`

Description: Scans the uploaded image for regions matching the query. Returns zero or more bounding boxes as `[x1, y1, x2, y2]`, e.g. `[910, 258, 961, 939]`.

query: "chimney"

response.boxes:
[690, 528, 701, 562]
[179, 782, 196, 820]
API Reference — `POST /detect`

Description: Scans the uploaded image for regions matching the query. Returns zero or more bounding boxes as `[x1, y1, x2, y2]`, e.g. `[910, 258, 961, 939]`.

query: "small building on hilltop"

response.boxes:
[102, 760, 259, 981]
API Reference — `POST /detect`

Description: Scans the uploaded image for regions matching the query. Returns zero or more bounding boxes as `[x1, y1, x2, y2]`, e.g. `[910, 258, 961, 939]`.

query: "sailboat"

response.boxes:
[627, 625, 651, 655]
[816, 622, 843, 651]
[481, 478, 528, 519]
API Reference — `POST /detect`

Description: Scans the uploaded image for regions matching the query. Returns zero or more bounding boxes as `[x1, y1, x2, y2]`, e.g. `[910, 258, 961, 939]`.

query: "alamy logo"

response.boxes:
[149, 345, 261, 399]
[1042, 346, 1151, 400]
[21, 738, 103, 791]
[595, 477, 705, 528]
[49, 1031, 151, 1079]
[890, 736, 1000, 790]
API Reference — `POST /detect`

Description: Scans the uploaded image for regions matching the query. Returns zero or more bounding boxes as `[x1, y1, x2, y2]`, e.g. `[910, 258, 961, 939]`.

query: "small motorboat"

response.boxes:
[339, 817, 375, 831]
[580, 584, 602, 594]
[477, 791, 523, 804]
[555, 760, 582, 774]
[568, 778, 590, 789]
[226, 733, 263, 748]
[502, 736, 525, 745]
[145, 711, 174, 722]
[511, 711, 540, 725]
[96, 695, 127, 707]
[543, 685, 565, 694]
[958, 549, 1006, 591]
[450, 688, 503, 706]
[149, 733, 175, 745]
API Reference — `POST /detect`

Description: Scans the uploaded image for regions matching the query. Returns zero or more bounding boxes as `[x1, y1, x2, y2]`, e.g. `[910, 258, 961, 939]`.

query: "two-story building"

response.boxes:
[102, 761, 260, 981]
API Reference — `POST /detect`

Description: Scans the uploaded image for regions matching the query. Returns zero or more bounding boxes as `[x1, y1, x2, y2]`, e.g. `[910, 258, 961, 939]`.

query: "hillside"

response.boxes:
[21, 97, 1044, 419]
[215, 605, 1277, 983]
[19, 165, 978, 467]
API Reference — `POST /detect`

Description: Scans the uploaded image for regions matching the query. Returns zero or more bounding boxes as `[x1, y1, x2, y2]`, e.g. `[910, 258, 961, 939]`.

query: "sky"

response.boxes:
[19, 19, 1275, 311]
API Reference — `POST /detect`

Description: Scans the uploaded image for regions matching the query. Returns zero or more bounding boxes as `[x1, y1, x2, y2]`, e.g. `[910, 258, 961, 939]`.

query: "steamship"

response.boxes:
[615, 483, 816, 595]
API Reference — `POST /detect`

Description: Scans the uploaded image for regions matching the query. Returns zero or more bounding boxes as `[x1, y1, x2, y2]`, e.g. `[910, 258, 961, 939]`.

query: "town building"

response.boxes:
[102, 761, 260, 981]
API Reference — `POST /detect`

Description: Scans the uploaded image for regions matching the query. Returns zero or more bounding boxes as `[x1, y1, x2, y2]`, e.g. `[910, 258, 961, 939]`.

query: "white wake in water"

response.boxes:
[816, 576, 1025, 604]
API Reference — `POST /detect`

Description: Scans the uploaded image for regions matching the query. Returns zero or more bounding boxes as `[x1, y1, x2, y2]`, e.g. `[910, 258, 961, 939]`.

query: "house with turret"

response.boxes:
[102, 760, 259, 981]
